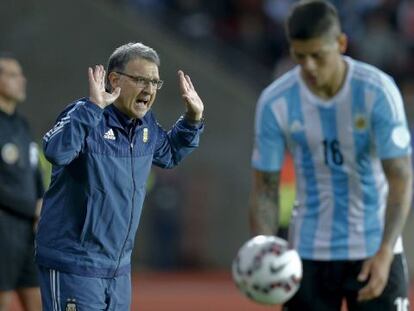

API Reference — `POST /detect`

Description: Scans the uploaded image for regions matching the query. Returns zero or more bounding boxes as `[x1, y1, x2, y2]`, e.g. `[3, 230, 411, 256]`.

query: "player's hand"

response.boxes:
[88, 65, 121, 109]
[357, 246, 394, 301]
[178, 70, 204, 122]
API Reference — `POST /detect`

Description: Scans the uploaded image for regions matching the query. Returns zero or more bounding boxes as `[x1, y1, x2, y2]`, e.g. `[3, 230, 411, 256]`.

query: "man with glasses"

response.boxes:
[35, 42, 204, 310]
[250, 1, 412, 310]
[0, 53, 44, 310]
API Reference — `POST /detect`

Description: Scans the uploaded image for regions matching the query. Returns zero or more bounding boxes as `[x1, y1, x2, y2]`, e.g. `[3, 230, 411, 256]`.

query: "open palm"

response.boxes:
[178, 70, 204, 121]
[88, 65, 120, 109]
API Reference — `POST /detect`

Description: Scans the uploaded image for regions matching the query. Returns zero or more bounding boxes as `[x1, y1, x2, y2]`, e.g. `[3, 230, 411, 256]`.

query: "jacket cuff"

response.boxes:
[83, 98, 104, 114]
[181, 115, 204, 129]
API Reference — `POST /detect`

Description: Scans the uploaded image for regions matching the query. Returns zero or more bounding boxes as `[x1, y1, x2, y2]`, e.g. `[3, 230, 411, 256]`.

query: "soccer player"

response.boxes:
[0, 53, 43, 310]
[250, 1, 412, 310]
[35, 42, 204, 310]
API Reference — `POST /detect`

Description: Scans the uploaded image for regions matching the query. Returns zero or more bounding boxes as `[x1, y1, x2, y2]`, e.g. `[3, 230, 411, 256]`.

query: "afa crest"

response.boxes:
[354, 115, 367, 131]
[143, 128, 149, 143]
[65, 299, 77, 311]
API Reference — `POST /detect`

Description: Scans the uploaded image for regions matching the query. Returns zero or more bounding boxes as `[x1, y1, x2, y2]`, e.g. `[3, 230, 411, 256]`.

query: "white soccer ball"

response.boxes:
[232, 235, 302, 305]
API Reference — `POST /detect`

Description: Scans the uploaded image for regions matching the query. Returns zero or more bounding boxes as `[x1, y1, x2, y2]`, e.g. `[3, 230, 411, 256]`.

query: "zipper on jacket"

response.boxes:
[113, 125, 136, 276]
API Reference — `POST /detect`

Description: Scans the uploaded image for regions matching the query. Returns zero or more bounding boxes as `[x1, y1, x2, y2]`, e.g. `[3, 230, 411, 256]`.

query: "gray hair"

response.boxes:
[0, 51, 17, 73]
[106, 42, 160, 90]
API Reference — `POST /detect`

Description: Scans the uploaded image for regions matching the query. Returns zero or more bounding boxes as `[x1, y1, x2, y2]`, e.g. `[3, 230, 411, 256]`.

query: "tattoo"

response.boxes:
[381, 156, 413, 249]
[249, 170, 280, 235]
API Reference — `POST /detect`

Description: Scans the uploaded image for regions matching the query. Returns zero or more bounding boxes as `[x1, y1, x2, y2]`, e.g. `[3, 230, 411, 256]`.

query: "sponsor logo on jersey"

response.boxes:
[290, 120, 303, 133]
[103, 128, 116, 140]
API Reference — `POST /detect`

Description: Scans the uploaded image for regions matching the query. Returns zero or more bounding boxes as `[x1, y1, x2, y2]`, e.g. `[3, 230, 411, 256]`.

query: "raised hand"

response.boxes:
[178, 70, 204, 121]
[88, 65, 121, 109]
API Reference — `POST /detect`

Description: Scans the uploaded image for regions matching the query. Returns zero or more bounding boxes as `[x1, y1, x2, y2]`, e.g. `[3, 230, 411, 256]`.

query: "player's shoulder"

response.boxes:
[3, 110, 31, 131]
[62, 98, 88, 114]
[258, 67, 299, 108]
[17, 113, 30, 129]
[350, 57, 397, 92]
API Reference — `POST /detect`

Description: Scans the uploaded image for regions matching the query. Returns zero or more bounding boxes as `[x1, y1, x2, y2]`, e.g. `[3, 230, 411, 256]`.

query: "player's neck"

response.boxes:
[312, 59, 347, 100]
[0, 97, 17, 115]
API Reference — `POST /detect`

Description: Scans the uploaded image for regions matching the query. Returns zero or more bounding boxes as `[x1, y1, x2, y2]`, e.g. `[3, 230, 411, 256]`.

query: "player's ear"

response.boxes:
[337, 33, 348, 54]
[107, 71, 120, 91]
[288, 45, 297, 62]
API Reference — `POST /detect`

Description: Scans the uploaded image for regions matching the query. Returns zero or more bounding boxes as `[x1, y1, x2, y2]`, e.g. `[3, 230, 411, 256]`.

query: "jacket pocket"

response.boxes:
[80, 190, 106, 245]
[79, 190, 126, 258]
[80, 201, 92, 244]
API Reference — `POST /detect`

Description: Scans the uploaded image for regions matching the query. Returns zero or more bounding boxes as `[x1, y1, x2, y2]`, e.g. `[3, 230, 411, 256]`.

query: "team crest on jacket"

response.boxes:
[65, 299, 77, 311]
[1, 143, 19, 165]
[143, 128, 149, 143]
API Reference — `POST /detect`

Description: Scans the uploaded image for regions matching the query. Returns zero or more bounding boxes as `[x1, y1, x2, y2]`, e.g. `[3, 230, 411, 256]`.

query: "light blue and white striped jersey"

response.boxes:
[252, 56, 411, 260]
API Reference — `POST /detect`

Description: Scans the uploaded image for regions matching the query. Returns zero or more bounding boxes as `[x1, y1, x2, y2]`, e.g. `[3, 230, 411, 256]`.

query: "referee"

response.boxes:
[0, 53, 44, 310]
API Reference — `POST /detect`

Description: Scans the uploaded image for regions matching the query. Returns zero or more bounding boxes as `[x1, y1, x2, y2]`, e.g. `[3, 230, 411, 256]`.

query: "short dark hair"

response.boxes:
[106, 42, 160, 91]
[286, 0, 341, 40]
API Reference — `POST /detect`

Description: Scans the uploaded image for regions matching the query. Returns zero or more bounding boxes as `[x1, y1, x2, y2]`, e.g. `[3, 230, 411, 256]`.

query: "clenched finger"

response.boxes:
[358, 274, 385, 301]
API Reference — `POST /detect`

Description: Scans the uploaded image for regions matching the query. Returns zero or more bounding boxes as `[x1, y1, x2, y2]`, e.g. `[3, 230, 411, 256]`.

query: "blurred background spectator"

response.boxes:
[126, 0, 414, 86]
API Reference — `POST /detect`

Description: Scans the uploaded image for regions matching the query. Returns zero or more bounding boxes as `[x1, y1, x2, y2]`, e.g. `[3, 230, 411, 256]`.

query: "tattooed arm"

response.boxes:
[358, 155, 413, 301]
[249, 169, 281, 236]
[380, 155, 413, 251]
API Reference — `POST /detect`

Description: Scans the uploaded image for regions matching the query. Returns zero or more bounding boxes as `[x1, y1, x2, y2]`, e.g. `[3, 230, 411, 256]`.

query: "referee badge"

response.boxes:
[143, 128, 149, 143]
[1, 143, 19, 165]
[29, 142, 39, 167]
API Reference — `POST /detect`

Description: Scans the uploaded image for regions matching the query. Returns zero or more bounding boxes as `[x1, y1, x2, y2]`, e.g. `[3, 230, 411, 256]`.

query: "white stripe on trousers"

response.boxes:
[50, 269, 61, 311]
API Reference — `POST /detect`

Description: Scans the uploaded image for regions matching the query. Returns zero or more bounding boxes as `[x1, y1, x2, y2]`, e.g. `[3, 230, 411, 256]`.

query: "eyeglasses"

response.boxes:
[115, 71, 164, 90]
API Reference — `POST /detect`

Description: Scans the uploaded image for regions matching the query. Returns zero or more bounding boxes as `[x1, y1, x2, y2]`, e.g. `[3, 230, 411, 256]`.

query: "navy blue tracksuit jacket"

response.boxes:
[35, 98, 203, 277]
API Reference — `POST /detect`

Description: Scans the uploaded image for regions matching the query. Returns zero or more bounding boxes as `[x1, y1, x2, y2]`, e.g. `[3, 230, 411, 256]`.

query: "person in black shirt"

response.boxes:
[0, 53, 43, 310]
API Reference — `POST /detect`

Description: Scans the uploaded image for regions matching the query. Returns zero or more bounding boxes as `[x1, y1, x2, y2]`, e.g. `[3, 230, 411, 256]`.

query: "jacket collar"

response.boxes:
[105, 104, 143, 132]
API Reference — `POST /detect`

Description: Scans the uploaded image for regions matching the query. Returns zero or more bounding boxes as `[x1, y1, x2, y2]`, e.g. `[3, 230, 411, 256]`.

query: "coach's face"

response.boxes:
[290, 34, 347, 90]
[0, 59, 26, 104]
[109, 57, 159, 119]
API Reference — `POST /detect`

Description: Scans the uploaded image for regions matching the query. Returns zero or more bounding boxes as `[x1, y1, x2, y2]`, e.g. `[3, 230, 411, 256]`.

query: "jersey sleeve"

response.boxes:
[371, 77, 411, 159]
[251, 95, 285, 171]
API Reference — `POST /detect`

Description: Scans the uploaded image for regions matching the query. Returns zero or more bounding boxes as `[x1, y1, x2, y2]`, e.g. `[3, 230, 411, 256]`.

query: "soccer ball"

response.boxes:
[232, 235, 302, 305]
